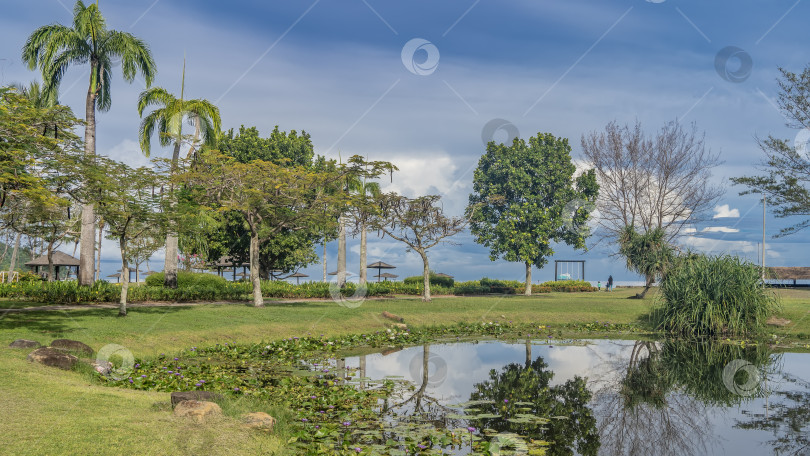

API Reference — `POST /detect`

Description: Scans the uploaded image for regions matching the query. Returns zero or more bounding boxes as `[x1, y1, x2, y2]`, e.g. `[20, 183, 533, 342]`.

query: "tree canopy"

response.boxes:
[467, 133, 598, 295]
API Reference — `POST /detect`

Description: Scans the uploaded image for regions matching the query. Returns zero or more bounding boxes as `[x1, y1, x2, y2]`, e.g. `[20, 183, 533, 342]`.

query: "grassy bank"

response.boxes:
[1, 287, 808, 455]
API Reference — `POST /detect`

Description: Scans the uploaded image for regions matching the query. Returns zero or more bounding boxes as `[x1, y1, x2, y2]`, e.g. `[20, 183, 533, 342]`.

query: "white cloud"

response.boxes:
[713, 204, 740, 218]
[680, 236, 756, 255]
[683, 227, 697, 234]
[701, 226, 739, 233]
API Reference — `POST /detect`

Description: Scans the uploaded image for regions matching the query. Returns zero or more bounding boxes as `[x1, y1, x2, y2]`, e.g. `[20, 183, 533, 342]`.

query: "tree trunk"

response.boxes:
[524, 261, 532, 296]
[419, 250, 431, 302]
[164, 141, 182, 289]
[525, 338, 532, 368]
[78, 89, 97, 286]
[47, 241, 55, 282]
[322, 241, 327, 283]
[250, 233, 263, 307]
[8, 231, 21, 277]
[119, 238, 129, 317]
[0, 233, 10, 265]
[359, 222, 367, 285]
[636, 275, 653, 299]
[95, 219, 104, 281]
[337, 216, 347, 287]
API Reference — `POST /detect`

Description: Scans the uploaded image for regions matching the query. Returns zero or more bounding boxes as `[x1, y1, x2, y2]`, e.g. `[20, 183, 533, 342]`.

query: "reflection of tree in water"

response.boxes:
[592, 340, 776, 456]
[735, 372, 810, 456]
[468, 341, 599, 456]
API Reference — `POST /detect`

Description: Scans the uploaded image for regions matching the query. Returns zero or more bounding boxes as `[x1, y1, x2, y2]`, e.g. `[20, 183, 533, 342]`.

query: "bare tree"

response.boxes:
[371, 193, 466, 302]
[581, 120, 723, 244]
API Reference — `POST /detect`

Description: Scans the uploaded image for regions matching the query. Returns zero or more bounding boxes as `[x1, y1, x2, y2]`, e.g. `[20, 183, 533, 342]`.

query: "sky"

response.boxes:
[1, 0, 809, 284]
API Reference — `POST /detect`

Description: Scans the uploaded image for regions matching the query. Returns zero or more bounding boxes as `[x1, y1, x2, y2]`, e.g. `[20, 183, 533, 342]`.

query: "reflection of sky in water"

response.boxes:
[342, 339, 810, 456]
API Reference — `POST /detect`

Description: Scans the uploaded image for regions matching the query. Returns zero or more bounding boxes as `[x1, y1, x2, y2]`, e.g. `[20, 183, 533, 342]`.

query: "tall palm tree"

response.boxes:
[356, 180, 380, 285]
[22, 0, 157, 285]
[137, 61, 220, 288]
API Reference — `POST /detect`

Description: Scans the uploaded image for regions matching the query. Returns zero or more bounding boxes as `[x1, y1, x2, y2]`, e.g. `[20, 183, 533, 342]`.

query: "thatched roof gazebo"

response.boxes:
[374, 273, 399, 281]
[367, 261, 396, 282]
[25, 251, 80, 280]
[289, 272, 309, 285]
[207, 256, 249, 281]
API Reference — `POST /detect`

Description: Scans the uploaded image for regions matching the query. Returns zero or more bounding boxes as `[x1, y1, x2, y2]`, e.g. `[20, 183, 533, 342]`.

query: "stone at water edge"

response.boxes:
[171, 391, 225, 408]
[50, 339, 94, 356]
[766, 317, 792, 327]
[27, 347, 78, 370]
[173, 400, 222, 422]
[242, 412, 276, 432]
[9, 339, 41, 349]
[391, 323, 408, 330]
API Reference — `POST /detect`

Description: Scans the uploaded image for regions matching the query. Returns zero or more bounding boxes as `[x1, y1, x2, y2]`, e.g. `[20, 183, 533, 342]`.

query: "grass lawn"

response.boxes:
[1, 287, 808, 455]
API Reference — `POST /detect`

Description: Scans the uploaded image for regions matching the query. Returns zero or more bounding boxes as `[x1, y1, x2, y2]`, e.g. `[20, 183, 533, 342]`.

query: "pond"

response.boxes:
[330, 339, 810, 455]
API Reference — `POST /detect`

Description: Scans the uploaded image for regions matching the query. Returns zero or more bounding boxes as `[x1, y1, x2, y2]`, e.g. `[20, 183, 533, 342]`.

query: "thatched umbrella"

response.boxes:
[367, 261, 396, 282]
[107, 273, 121, 283]
[374, 272, 399, 282]
[434, 272, 454, 279]
[289, 272, 309, 285]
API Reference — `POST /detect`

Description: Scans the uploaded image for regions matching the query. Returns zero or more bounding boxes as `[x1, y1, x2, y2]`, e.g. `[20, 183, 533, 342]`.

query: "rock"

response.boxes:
[173, 400, 222, 422]
[27, 347, 78, 370]
[170, 391, 224, 408]
[767, 317, 792, 327]
[381, 311, 404, 322]
[9, 339, 41, 349]
[50, 339, 94, 356]
[92, 361, 113, 375]
[242, 412, 276, 432]
[391, 323, 408, 330]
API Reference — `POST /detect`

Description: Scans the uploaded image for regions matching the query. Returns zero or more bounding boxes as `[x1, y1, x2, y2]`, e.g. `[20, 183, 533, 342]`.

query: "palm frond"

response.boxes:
[138, 110, 162, 157]
[137, 86, 176, 116]
[104, 31, 156, 87]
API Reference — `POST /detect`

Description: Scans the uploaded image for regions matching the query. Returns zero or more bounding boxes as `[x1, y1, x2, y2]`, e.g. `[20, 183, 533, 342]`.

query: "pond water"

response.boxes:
[332, 339, 810, 455]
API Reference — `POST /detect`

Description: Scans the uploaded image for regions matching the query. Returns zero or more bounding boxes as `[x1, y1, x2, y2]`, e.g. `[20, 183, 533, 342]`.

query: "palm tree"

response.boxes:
[356, 180, 380, 284]
[137, 60, 220, 288]
[22, 0, 157, 285]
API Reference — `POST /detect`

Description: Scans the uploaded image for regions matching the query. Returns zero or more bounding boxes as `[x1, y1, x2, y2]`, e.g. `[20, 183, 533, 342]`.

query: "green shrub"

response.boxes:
[403, 273, 455, 288]
[480, 277, 520, 294]
[17, 271, 46, 282]
[453, 281, 489, 295]
[656, 254, 779, 337]
[145, 271, 227, 290]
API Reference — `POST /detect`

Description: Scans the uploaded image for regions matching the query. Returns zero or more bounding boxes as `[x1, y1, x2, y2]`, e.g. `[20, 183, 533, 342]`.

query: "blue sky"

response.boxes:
[2, 0, 809, 283]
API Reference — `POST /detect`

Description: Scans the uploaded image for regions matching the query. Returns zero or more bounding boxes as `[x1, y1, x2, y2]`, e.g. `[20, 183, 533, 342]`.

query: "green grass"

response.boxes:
[1, 287, 809, 455]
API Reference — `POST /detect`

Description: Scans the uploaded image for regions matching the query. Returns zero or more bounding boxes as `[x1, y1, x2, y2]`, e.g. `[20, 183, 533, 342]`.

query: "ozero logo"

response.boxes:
[401, 38, 440, 76]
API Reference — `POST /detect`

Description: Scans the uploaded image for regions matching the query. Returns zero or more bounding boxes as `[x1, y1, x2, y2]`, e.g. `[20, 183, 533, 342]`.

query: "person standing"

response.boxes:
[607, 275, 614, 292]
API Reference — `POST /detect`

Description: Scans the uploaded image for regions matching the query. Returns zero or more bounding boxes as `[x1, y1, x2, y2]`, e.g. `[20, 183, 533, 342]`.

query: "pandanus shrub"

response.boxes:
[656, 254, 779, 337]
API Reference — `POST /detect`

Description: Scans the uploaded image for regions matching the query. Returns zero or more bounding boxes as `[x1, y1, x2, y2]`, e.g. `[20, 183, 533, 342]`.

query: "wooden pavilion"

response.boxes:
[25, 251, 80, 280]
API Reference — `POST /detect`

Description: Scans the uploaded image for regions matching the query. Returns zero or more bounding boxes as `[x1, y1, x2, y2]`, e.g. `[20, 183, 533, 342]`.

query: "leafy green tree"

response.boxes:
[618, 226, 675, 298]
[181, 151, 392, 307]
[91, 157, 163, 316]
[467, 133, 598, 295]
[182, 126, 329, 279]
[137, 61, 220, 288]
[371, 193, 466, 301]
[0, 86, 84, 278]
[469, 356, 599, 456]
[732, 64, 810, 236]
[22, 0, 157, 285]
